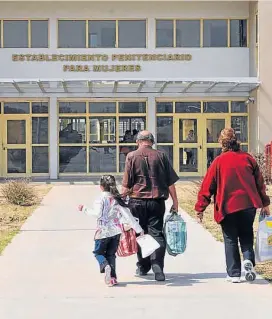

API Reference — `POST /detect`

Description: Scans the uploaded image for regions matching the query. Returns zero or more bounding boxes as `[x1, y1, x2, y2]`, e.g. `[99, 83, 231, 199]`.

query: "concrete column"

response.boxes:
[147, 96, 157, 147]
[49, 97, 58, 179]
[257, 2, 272, 151]
[50, 17, 58, 49]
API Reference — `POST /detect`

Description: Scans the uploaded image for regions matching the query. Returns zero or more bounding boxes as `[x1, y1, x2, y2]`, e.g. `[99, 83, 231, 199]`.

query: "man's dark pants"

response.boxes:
[129, 198, 166, 274]
[220, 208, 256, 277]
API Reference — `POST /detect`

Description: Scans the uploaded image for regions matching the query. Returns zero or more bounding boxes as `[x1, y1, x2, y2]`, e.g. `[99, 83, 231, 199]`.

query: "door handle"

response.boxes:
[2, 144, 6, 151]
[199, 145, 202, 150]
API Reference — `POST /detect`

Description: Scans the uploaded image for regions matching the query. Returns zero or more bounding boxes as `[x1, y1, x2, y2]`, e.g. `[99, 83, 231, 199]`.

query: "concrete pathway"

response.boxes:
[0, 185, 271, 319]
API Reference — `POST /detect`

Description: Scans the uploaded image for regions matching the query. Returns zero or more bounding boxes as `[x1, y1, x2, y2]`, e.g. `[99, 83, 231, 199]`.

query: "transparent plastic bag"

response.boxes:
[136, 234, 160, 258]
[164, 212, 187, 256]
[255, 215, 272, 263]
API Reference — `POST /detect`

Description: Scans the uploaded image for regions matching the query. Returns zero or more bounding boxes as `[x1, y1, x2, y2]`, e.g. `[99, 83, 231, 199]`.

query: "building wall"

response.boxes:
[258, 1, 272, 151]
[0, 1, 250, 80]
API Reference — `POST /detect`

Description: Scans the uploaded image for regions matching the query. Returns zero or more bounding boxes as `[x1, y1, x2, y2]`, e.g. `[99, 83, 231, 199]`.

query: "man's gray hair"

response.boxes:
[136, 132, 155, 144]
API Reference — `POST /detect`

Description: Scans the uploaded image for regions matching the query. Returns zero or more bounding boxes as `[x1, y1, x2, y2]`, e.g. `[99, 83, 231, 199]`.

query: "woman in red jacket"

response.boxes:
[195, 128, 270, 283]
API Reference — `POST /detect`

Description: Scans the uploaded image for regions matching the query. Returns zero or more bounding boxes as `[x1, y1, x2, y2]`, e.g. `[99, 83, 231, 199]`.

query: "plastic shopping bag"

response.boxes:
[255, 214, 272, 263]
[136, 234, 160, 258]
[117, 227, 138, 257]
[164, 212, 187, 256]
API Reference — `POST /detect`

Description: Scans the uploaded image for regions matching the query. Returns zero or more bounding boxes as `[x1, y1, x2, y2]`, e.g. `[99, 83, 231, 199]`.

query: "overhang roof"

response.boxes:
[0, 78, 259, 95]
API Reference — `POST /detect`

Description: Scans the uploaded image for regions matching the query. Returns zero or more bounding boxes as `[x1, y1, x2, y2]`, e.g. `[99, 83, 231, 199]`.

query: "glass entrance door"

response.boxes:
[175, 116, 203, 176]
[203, 115, 230, 169]
[2, 116, 30, 176]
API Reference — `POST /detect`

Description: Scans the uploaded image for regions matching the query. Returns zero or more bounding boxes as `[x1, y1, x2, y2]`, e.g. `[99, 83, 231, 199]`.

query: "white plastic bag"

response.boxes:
[136, 234, 160, 258]
[255, 216, 272, 262]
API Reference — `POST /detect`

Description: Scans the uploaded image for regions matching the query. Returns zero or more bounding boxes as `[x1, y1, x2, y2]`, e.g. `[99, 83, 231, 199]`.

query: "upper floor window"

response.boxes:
[1, 19, 48, 48]
[156, 20, 173, 47]
[89, 20, 116, 48]
[230, 19, 247, 47]
[156, 18, 247, 48]
[58, 20, 86, 48]
[58, 19, 146, 48]
[156, 19, 200, 48]
[203, 19, 228, 47]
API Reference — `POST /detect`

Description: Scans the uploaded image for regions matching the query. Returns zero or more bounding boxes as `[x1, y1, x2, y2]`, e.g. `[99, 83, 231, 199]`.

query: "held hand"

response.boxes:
[171, 202, 179, 213]
[196, 212, 203, 223]
[262, 206, 270, 216]
[78, 205, 84, 212]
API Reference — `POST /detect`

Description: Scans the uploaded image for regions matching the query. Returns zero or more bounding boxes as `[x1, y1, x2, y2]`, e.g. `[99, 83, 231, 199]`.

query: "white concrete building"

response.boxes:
[0, 0, 270, 179]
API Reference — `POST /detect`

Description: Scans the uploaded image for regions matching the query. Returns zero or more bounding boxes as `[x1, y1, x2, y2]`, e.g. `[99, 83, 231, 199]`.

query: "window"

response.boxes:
[176, 20, 200, 47]
[203, 20, 228, 47]
[156, 20, 173, 47]
[3, 20, 28, 48]
[118, 20, 146, 48]
[203, 102, 228, 113]
[88, 20, 116, 48]
[58, 100, 147, 174]
[230, 19, 247, 47]
[31, 20, 48, 48]
[2, 20, 48, 48]
[58, 20, 86, 48]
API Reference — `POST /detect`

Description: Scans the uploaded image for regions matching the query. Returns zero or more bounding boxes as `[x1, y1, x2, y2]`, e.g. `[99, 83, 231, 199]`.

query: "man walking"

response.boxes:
[122, 130, 179, 281]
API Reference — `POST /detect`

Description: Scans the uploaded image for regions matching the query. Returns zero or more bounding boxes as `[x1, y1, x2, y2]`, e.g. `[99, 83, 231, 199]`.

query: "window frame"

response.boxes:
[57, 99, 148, 175]
[155, 18, 249, 48]
[57, 18, 148, 49]
[1, 19, 49, 48]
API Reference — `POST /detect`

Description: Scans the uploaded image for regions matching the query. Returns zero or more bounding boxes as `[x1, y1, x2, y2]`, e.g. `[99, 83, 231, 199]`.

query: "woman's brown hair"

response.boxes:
[218, 128, 240, 152]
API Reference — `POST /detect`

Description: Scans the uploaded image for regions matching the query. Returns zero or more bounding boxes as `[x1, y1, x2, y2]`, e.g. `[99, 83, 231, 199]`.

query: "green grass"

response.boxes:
[176, 182, 272, 282]
[0, 185, 52, 255]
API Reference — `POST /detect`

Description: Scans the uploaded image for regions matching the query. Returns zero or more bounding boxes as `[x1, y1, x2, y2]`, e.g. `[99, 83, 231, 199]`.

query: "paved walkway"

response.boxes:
[0, 185, 271, 319]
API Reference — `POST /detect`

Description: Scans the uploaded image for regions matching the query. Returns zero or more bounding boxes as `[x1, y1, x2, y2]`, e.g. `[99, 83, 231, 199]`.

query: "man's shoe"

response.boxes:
[226, 276, 241, 283]
[136, 267, 148, 277]
[244, 260, 256, 282]
[155, 272, 166, 282]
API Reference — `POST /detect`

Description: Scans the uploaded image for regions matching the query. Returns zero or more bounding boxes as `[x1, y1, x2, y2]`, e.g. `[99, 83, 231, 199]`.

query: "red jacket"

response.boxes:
[195, 151, 270, 223]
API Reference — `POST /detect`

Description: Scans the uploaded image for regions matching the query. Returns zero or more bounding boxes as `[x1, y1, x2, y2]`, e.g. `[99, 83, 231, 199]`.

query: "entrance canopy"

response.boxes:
[0, 78, 259, 95]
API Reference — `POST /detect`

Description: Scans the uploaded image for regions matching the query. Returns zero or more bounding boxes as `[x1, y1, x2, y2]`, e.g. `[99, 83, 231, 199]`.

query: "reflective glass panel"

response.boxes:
[176, 20, 200, 47]
[180, 148, 198, 172]
[179, 119, 198, 143]
[206, 119, 225, 143]
[88, 20, 116, 48]
[176, 102, 201, 113]
[32, 146, 49, 173]
[157, 117, 173, 143]
[7, 120, 26, 144]
[7, 149, 26, 173]
[59, 118, 86, 143]
[90, 147, 116, 172]
[59, 146, 87, 173]
[89, 117, 116, 144]
[32, 118, 48, 144]
[156, 20, 173, 47]
[231, 116, 248, 142]
[119, 117, 146, 142]
[157, 146, 173, 167]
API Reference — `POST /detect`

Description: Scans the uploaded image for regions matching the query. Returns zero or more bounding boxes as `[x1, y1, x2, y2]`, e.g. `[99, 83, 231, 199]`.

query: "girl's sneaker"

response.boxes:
[104, 265, 112, 285]
[111, 278, 118, 286]
[243, 260, 256, 282]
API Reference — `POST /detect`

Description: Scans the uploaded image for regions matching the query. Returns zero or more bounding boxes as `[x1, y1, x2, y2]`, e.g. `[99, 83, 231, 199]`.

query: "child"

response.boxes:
[78, 175, 143, 287]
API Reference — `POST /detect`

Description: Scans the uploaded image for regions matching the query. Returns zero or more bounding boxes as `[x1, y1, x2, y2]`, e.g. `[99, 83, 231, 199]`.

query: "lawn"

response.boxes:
[0, 184, 52, 254]
[176, 182, 272, 282]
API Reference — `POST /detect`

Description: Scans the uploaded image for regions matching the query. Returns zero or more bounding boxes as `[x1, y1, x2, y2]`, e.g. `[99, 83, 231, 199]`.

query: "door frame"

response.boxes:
[174, 114, 204, 177]
[2, 115, 31, 177]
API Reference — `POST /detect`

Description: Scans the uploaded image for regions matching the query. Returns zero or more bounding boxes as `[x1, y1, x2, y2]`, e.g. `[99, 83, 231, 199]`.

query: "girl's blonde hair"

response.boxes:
[218, 128, 240, 153]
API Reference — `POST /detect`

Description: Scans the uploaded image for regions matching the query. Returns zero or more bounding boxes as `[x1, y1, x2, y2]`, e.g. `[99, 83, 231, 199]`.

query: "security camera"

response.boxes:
[245, 97, 255, 105]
